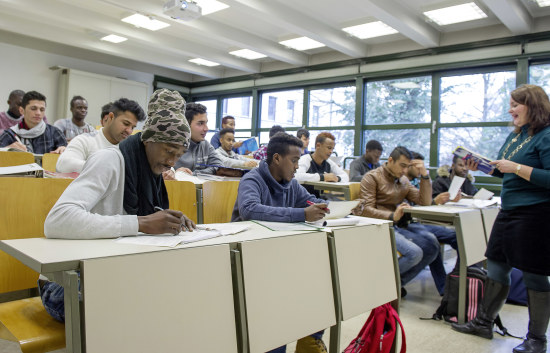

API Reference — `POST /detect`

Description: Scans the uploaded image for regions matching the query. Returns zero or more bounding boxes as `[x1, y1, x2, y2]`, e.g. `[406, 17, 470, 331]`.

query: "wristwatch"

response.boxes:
[515, 164, 522, 175]
[420, 174, 430, 180]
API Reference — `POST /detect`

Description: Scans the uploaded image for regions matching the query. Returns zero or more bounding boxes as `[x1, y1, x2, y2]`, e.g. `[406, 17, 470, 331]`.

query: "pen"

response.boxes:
[154, 206, 164, 212]
[306, 200, 329, 212]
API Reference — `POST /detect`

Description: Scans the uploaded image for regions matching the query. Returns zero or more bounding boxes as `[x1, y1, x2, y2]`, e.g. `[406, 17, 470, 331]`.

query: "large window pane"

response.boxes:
[195, 99, 217, 127]
[363, 129, 430, 165]
[309, 86, 355, 127]
[308, 130, 355, 158]
[365, 76, 431, 124]
[440, 71, 515, 123]
[222, 96, 252, 130]
[260, 89, 303, 128]
[530, 63, 550, 94]
[438, 126, 512, 167]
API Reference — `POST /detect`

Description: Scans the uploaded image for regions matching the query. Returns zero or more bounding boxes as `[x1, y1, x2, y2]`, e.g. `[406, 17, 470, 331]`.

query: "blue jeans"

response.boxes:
[267, 331, 324, 353]
[38, 280, 65, 322]
[394, 225, 440, 286]
[410, 223, 458, 295]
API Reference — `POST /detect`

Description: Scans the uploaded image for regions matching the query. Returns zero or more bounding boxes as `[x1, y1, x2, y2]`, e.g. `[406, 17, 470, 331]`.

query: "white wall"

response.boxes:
[0, 41, 155, 122]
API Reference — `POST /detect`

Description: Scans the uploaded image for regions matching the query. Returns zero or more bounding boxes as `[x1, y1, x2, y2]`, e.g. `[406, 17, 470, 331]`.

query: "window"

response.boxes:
[222, 96, 253, 129]
[364, 129, 430, 165]
[365, 76, 431, 124]
[309, 130, 355, 158]
[260, 89, 303, 127]
[529, 63, 550, 93]
[309, 86, 356, 127]
[195, 99, 217, 126]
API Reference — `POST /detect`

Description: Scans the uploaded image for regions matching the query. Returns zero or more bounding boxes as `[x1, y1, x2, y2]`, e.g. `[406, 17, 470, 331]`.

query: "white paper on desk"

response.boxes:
[323, 200, 360, 220]
[473, 188, 494, 200]
[448, 176, 465, 200]
[253, 220, 321, 231]
[174, 171, 205, 184]
[0, 163, 42, 175]
[115, 230, 222, 247]
[347, 215, 392, 225]
[196, 223, 250, 236]
[447, 199, 498, 209]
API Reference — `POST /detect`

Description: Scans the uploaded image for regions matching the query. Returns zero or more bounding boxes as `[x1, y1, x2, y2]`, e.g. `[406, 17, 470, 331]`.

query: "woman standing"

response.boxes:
[452, 84, 550, 353]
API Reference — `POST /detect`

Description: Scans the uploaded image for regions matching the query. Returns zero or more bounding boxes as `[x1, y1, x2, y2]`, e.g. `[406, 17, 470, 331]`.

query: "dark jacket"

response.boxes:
[432, 165, 477, 199]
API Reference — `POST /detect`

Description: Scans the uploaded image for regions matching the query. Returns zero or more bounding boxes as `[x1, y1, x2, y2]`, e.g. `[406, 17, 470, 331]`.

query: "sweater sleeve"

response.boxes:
[44, 149, 139, 239]
[294, 154, 321, 182]
[55, 135, 87, 173]
[237, 178, 306, 222]
[349, 159, 364, 182]
[529, 133, 550, 189]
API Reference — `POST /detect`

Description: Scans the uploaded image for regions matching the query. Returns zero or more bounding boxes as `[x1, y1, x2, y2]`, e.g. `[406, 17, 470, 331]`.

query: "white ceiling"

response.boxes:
[0, 0, 549, 82]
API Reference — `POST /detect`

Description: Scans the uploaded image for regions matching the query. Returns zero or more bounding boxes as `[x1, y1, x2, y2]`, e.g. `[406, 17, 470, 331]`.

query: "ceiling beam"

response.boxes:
[480, 0, 532, 35]
[359, 0, 440, 48]
[222, 0, 369, 58]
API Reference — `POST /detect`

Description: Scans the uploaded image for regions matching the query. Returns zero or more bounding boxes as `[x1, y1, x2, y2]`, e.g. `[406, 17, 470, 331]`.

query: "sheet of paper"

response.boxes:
[323, 200, 360, 220]
[448, 176, 465, 200]
[196, 223, 250, 236]
[253, 220, 321, 231]
[115, 230, 222, 247]
[0, 163, 42, 175]
[446, 199, 498, 209]
[174, 171, 205, 184]
[473, 188, 494, 200]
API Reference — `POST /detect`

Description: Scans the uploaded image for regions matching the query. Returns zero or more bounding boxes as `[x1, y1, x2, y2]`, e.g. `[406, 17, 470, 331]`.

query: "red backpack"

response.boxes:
[342, 302, 406, 353]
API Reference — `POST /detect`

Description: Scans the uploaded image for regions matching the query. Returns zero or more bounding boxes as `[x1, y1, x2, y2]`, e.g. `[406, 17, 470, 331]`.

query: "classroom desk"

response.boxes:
[302, 181, 358, 200]
[404, 206, 487, 324]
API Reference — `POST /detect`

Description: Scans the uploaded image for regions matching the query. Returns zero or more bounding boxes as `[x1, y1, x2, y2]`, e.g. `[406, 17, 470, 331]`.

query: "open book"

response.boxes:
[453, 146, 495, 174]
[237, 137, 259, 155]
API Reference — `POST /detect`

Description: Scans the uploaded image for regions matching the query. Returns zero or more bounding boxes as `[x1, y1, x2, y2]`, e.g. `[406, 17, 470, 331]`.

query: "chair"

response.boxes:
[0, 151, 34, 167]
[0, 178, 71, 352]
[165, 180, 198, 223]
[41, 153, 60, 172]
[349, 182, 361, 200]
[202, 181, 239, 224]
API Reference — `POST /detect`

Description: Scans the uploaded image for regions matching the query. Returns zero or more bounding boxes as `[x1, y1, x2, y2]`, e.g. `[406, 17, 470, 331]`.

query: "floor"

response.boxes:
[0, 248, 540, 353]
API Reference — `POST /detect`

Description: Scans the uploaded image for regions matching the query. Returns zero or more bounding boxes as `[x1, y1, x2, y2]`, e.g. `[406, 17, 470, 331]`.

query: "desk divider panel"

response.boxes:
[456, 211, 488, 266]
[82, 244, 237, 353]
[239, 231, 336, 353]
[332, 224, 397, 321]
[480, 208, 499, 243]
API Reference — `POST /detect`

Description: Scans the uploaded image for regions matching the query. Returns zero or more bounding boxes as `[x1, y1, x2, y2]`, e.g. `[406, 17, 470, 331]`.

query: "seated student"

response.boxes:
[174, 103, 224, 175]
[100, 102, 113, 127]
[433, 155, 478, 198]
[352, 146, 440, 296]
[232, 132, 329, 353]
[216, 128, 258, 168]
[349, 139, 383, 182]
[252, 125, 285, 160]
[407, 151, 460, 295]
[0, 89, 49, 134]
[297, 128, 310, 155]
[41, 89, 195, 322]
[0, 90, 67, 154]
[54, 95, 97, 141]
[210, 115, 244, 151]
[56, 98, 145, 173]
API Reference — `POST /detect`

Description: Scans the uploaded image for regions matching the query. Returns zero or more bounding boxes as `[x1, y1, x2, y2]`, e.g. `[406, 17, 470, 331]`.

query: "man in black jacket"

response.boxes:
[433, 155, 478, 199]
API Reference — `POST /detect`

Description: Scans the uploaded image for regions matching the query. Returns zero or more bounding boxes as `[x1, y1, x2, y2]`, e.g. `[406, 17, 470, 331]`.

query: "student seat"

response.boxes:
[202, 181, 239, 223]
[349, 182, 361, 200]
[165, 180, 198, 223]
[0, 177, 71, 352]
[0, 151, 34, 167]
[41, 153, 59, 172]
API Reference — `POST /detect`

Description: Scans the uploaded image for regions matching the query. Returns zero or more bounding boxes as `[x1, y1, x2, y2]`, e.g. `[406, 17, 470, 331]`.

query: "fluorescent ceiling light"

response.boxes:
[121, 14, 170, 31]
[342, 21, 398, 39]
[391, 82, 421, 89]
[424, 2, 487, 26]
[194, 0, 229, 15]
[101, 34, 128, 43]
[189, 58, 220, 66]
[229, 49, 267, 60]
[279, 37, 325, 51]
[534, 0, 550, 6]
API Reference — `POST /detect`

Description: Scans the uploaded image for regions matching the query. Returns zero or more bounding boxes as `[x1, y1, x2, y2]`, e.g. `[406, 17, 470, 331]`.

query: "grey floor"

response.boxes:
[0, 248, 541, 353]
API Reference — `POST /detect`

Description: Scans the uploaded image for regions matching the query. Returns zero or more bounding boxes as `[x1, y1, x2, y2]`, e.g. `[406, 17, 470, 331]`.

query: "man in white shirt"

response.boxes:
[216, 128, 257, 168]
[56, 98, 145, 173]
[295, 131, 348, 197]
[54, 96, 96, 141]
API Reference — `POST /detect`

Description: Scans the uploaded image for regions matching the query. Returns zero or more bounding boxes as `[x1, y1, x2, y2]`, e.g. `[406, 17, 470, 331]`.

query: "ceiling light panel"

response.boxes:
[194, 0, 229, 15]
[279, 37, 325, 51]
[189, 58, 220, 66]
[424, 2, 487, 26]
[229, 49, 267, 60]
[342, 21, 398, 39]
[101, 34, 128, 43]
[121, 14, 170, 31]
[534, 0, 550, 6]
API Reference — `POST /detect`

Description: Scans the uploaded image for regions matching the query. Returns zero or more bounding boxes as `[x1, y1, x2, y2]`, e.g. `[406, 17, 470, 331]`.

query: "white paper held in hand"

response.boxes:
[448, 176, 465, 200]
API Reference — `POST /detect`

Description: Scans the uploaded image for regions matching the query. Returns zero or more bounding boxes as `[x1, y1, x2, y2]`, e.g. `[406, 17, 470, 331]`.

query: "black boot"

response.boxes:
[451, 278, 510, 339]
[513, 290, 550, 353]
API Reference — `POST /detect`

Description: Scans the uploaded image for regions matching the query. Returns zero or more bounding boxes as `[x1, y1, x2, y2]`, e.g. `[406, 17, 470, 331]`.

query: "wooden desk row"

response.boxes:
[0, 221, 399, 353]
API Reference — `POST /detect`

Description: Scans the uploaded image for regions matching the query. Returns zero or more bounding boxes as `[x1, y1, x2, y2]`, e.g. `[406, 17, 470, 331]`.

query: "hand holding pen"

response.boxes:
[137, 207, 196, 235]
[305, 200, 329, 222]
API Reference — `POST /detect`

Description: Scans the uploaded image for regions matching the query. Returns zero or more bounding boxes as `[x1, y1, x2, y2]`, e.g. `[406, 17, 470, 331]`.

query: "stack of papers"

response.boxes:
[0, 163, 43, 177]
